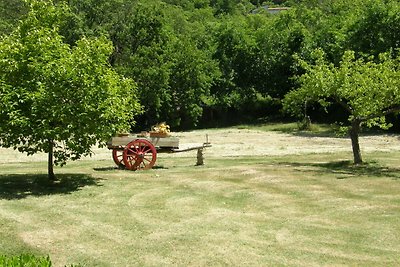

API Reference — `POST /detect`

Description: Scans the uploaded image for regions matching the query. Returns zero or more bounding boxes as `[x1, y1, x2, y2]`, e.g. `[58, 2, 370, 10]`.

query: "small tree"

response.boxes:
[283, 49, 400, 164]
[0, 0, 141, 179]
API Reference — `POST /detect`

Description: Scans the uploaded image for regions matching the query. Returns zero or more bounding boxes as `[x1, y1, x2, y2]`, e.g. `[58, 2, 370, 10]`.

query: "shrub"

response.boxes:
[0, 254, 51, 267]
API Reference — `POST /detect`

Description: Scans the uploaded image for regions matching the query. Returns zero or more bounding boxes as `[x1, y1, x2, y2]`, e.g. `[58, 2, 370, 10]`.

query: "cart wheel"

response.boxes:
[123, 139, 157, 171]
[112, 149, 125, 169]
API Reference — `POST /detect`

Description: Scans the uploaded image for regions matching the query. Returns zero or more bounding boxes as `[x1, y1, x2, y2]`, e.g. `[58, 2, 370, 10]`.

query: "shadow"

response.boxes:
[281, 160, 400, 180]
[235, 122, 345, 138]
[290, 130, 346, 138]
[279, 130, 340, 139]
[152, 165, 169, 170]
[93, 165, 168, 172]
[93, 166, 120, 171]
[288, 127, 400, 139]
[0, 173, 102, 200]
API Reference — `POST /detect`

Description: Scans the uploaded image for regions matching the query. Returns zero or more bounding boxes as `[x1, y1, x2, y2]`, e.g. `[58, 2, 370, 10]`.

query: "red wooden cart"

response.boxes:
[107, 133, 210, 170]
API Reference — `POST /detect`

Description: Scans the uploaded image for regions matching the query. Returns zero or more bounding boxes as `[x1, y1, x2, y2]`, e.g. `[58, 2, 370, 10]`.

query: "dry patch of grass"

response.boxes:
[1, 150, 400, 266]
[1, 124, 400, 266]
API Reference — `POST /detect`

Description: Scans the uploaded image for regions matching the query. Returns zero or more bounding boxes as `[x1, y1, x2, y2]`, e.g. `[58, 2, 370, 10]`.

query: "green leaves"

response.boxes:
[0, 0, 140, 166]
[283, 48, 400, 164]
[110, 1, 221, 128]
[283, 49, 400, 128]
[3, 0, 398, 131]
[0, 254, 51, 267]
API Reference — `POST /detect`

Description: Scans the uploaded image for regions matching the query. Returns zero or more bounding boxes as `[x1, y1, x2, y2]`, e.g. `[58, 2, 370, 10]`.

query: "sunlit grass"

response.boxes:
[1, 150, 400, 266]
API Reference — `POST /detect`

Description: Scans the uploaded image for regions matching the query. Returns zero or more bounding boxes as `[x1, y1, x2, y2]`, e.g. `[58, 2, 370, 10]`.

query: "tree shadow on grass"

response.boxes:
[0, 173, 102, 200]
[93, 165, 168, 172]
[272, 123, 397, 139]
[290, 130, 346, 138]
[93, 166, 120, 171]
[282, 160, 400, 180]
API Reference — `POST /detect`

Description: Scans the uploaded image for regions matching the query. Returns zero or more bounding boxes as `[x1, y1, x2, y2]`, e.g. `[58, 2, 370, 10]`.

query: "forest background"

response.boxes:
[1, 0, 399, 130]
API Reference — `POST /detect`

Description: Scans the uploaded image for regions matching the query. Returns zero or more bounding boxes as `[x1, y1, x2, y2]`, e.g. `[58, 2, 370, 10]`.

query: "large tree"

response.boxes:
[111, 2, 220, 128]
[0, 0, 141, 179]
[283, 49, 400, 164]
[0, 0, 27, 35]
[346, 0, 400, 58]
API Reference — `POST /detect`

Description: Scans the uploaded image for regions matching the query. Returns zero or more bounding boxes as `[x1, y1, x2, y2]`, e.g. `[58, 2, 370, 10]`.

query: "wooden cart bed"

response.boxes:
[107, 135, 179, 150]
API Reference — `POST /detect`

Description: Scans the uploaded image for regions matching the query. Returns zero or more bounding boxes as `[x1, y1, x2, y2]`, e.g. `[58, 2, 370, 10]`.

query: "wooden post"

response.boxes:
[196, 148, 204, 166]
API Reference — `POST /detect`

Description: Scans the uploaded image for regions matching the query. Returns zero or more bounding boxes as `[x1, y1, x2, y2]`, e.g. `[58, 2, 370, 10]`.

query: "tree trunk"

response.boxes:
[48, 139, 56, 180]
[349, 119, 363, 165]
[196, 148, 204, 166]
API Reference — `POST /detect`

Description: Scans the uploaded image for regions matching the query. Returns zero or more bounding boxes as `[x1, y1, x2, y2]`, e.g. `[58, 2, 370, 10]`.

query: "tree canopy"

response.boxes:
[283, 49, 400, 164]
[0, 0, 141, 179]
[1, 0, 399, 133]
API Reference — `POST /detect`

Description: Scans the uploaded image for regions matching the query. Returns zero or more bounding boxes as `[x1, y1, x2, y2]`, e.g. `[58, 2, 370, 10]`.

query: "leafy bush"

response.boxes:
[0, 254, 51, 267]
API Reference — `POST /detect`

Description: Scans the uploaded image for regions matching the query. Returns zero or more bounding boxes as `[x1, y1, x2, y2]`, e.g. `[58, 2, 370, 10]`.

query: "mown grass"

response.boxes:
[1, 151, 400, 266]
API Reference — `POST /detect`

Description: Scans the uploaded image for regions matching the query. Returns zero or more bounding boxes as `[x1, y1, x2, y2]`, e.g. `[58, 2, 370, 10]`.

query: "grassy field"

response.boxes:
[1, 125, 400, 266]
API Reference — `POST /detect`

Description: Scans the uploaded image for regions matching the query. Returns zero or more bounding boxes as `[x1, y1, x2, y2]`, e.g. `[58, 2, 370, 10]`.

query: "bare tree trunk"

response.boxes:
[349, 119, 363, 165]
[48, 139, 56, 180]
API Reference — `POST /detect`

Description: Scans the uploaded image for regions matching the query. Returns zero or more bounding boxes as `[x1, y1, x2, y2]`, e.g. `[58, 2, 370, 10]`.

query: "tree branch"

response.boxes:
[359, 105, 400, 121]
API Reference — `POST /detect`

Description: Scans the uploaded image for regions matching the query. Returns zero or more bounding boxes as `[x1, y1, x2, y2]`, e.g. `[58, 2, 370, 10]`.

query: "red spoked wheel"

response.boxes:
[123, 139, 157, 171]
[112, 148, 125, 169]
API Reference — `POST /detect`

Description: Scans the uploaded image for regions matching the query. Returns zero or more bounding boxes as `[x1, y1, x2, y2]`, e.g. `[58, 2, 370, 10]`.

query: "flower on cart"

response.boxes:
[151, 122, 170, 134]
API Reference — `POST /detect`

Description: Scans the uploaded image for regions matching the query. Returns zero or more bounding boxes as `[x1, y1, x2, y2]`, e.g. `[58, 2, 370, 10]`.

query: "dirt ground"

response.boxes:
[1, 128, 400, 163]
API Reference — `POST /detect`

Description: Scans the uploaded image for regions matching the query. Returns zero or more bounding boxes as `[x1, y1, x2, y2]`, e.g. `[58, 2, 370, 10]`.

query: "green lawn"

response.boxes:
[1, 148, 400, 266]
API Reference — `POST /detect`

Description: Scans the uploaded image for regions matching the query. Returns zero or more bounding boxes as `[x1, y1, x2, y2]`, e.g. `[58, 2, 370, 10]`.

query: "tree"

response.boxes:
[210, 15, 260, 112]
[254, 9, 307, 98]
[283, 49, 400, 164]
[208, 10, 307, 122]
[0, 0, 141, 179]
[0, 0, 27, 35]
[346, 0, 400, 58]
[110, 2, 219, 128]
[166, 37, 220, 127]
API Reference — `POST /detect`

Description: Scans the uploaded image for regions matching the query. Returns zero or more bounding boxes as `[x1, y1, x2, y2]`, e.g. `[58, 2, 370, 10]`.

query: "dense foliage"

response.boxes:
[1, 0, 399, 130]
[0, 0, 140, 178]
[284, 50, 400, 163]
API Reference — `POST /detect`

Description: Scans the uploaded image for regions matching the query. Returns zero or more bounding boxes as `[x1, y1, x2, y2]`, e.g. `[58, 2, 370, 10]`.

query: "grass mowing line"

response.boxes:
[0, 152, 400, 266]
